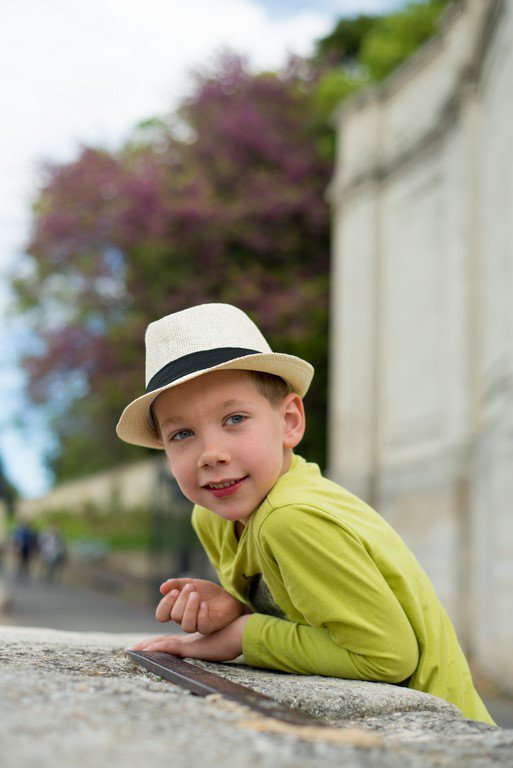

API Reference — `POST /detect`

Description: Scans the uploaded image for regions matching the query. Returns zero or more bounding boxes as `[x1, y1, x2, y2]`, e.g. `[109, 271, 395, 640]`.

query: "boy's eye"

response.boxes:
[225, 414, 245, 426]
[169, 429, 193, 442]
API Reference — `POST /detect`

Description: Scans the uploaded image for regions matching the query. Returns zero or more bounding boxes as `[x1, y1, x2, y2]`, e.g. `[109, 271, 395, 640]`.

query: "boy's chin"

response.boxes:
[202, 501, 256, 524]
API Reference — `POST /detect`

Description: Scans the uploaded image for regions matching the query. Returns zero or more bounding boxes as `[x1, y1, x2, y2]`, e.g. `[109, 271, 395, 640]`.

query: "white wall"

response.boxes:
[329, 0, 513, 690]
[16, 458, 162, 518]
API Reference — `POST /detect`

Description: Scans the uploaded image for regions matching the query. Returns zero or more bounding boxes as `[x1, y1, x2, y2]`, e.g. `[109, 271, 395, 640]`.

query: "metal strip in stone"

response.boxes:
[127, 651, 326, 727]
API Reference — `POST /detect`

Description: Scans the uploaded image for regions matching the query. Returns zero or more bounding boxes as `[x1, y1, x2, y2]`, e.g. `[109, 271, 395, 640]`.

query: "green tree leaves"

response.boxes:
[11, 1, 452, 484]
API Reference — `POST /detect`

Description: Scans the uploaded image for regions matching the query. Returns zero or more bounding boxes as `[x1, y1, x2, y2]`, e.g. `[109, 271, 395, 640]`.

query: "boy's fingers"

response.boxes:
[155, 589, 180, 622]
[142, 641, 180, 654]
[133, 639, 180, 654]
[127, 632, 208, 656]
[180, 591, 201, 633]
[159, 577, 194, 594]
[196, 601, 214, 635]
[160, 578, 190, 595]
[127, 635, 168, 651]
[170, 583, 196, 624]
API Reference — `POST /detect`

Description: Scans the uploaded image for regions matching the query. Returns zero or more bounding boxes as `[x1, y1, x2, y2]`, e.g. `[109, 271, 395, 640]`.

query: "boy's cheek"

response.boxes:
[165, 453, 186, 483]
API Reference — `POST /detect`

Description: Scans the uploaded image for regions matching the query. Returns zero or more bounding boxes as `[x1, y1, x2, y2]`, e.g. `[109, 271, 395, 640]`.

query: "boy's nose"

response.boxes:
[197, 444, 230, 468]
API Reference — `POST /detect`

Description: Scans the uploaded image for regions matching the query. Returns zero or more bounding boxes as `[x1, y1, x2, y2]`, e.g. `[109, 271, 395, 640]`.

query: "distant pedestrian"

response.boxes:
[12, 522, 38, 579]
[39, 527, 66, 583]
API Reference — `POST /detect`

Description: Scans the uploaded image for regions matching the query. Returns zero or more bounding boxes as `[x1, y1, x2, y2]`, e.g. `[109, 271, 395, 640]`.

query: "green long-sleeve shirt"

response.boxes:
[191, 453, 494, 724]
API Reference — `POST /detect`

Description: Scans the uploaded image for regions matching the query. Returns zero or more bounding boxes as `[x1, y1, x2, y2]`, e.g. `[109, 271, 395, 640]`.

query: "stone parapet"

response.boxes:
[1, 626, 511, 767]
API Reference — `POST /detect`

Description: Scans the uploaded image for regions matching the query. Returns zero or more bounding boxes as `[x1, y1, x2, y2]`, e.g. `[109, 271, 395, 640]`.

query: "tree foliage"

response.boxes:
[309, 0, 452, 156]
[14, 54, 331, 480]
[313, 14, 379, 68]
[359, 0, 453, 81]
[11, 1, 453, 484]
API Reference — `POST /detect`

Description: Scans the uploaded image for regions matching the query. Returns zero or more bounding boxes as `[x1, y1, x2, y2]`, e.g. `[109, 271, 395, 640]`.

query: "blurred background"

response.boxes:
[1, 0, 512, 725]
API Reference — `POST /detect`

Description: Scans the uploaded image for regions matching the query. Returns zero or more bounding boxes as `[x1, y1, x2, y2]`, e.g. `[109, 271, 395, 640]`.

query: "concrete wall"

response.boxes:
[4, 627, 509, 767]
[16, 458, 162, 518]
[328, 0, 513, 691]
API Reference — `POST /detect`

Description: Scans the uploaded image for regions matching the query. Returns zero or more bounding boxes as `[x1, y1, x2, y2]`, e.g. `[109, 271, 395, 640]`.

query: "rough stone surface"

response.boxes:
[1, 626, 512, 768]
[188, 658, 462, 722]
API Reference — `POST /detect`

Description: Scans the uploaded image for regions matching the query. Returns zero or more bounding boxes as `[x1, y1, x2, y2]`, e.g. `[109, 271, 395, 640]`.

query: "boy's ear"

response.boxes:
[281, 393, 306, 449]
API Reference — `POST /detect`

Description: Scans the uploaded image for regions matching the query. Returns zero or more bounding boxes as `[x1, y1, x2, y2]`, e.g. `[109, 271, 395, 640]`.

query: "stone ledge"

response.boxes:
[1, 626, 512, 768]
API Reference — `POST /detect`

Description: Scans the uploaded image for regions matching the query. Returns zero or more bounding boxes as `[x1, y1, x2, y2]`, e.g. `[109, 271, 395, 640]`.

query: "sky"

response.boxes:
[0, 0, 404, 498]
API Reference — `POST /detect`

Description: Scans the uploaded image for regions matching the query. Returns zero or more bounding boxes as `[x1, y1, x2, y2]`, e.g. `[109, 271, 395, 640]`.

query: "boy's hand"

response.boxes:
[127, 615, 251, 662]
[156, 578, 248, 634]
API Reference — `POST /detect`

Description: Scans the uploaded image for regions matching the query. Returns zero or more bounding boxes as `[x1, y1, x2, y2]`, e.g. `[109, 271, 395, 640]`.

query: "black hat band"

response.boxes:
[146, 347, 261, 393]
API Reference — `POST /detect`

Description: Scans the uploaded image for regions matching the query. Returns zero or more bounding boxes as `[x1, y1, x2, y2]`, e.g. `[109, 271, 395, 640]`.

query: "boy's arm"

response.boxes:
[243, 506, 419, 684]
[243, 615, 417, 683]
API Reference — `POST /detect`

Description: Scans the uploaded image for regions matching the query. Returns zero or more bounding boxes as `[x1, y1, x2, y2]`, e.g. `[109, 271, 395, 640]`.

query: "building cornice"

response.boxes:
[327, 0, 505, 206]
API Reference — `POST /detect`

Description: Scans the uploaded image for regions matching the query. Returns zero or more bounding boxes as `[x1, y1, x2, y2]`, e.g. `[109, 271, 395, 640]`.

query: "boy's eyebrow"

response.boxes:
[159, 398, 252, 428]
[218, 398, 250, 410]
[159, 415, 186, 428]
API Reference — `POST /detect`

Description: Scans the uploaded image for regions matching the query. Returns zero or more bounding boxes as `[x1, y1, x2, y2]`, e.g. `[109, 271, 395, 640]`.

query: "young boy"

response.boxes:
[117, 303, 494, 725]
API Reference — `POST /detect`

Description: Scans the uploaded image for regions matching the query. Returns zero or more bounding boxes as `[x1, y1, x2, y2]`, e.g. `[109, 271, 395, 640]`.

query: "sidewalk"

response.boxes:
[0, 569, 167, 635]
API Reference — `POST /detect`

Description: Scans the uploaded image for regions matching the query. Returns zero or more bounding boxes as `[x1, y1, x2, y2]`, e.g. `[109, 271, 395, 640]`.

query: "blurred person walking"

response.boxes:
[12, 523, 38, 580]
[39, 527, 66, 583]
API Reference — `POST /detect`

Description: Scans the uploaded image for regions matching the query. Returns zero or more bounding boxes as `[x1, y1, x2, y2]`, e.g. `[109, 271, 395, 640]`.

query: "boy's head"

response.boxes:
[151, 368, 305, 524]
[116, 303, 314, 520]
[116, 303, 313, 448]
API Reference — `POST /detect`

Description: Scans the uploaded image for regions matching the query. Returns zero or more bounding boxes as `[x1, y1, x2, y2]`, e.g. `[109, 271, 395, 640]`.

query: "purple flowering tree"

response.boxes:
[12, 54, 331, 480]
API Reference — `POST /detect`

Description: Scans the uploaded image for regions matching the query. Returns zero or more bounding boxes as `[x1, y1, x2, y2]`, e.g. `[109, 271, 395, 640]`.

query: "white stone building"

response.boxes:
[328, 0, 513, 691]
[16, 458, 162, 518]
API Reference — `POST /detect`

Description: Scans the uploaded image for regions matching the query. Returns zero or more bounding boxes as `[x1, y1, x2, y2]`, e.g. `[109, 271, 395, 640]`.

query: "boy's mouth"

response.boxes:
[203, 477, 248, 498]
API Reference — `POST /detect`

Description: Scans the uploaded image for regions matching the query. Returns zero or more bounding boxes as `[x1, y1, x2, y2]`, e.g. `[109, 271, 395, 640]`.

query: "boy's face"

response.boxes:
[153, 370, 304, 527]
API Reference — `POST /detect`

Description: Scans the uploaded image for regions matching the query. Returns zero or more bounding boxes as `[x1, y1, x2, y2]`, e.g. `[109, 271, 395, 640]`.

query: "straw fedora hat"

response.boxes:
[116, 303, 314, 448]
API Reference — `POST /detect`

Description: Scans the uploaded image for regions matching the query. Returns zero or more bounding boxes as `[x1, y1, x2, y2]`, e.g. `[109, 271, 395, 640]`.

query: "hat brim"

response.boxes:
[116, 352, 314, 449]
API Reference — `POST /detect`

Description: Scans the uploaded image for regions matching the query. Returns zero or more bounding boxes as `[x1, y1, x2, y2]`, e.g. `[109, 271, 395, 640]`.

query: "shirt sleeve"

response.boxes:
[242, 504, 419, 683]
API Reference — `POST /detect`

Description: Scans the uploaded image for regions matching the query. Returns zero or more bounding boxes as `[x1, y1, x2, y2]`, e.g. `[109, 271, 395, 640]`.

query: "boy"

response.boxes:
[117, 303, 494, 725]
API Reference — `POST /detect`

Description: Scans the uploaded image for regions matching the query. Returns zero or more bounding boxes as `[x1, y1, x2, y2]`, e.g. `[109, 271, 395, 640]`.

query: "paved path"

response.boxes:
[0, 569, 167, 635]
